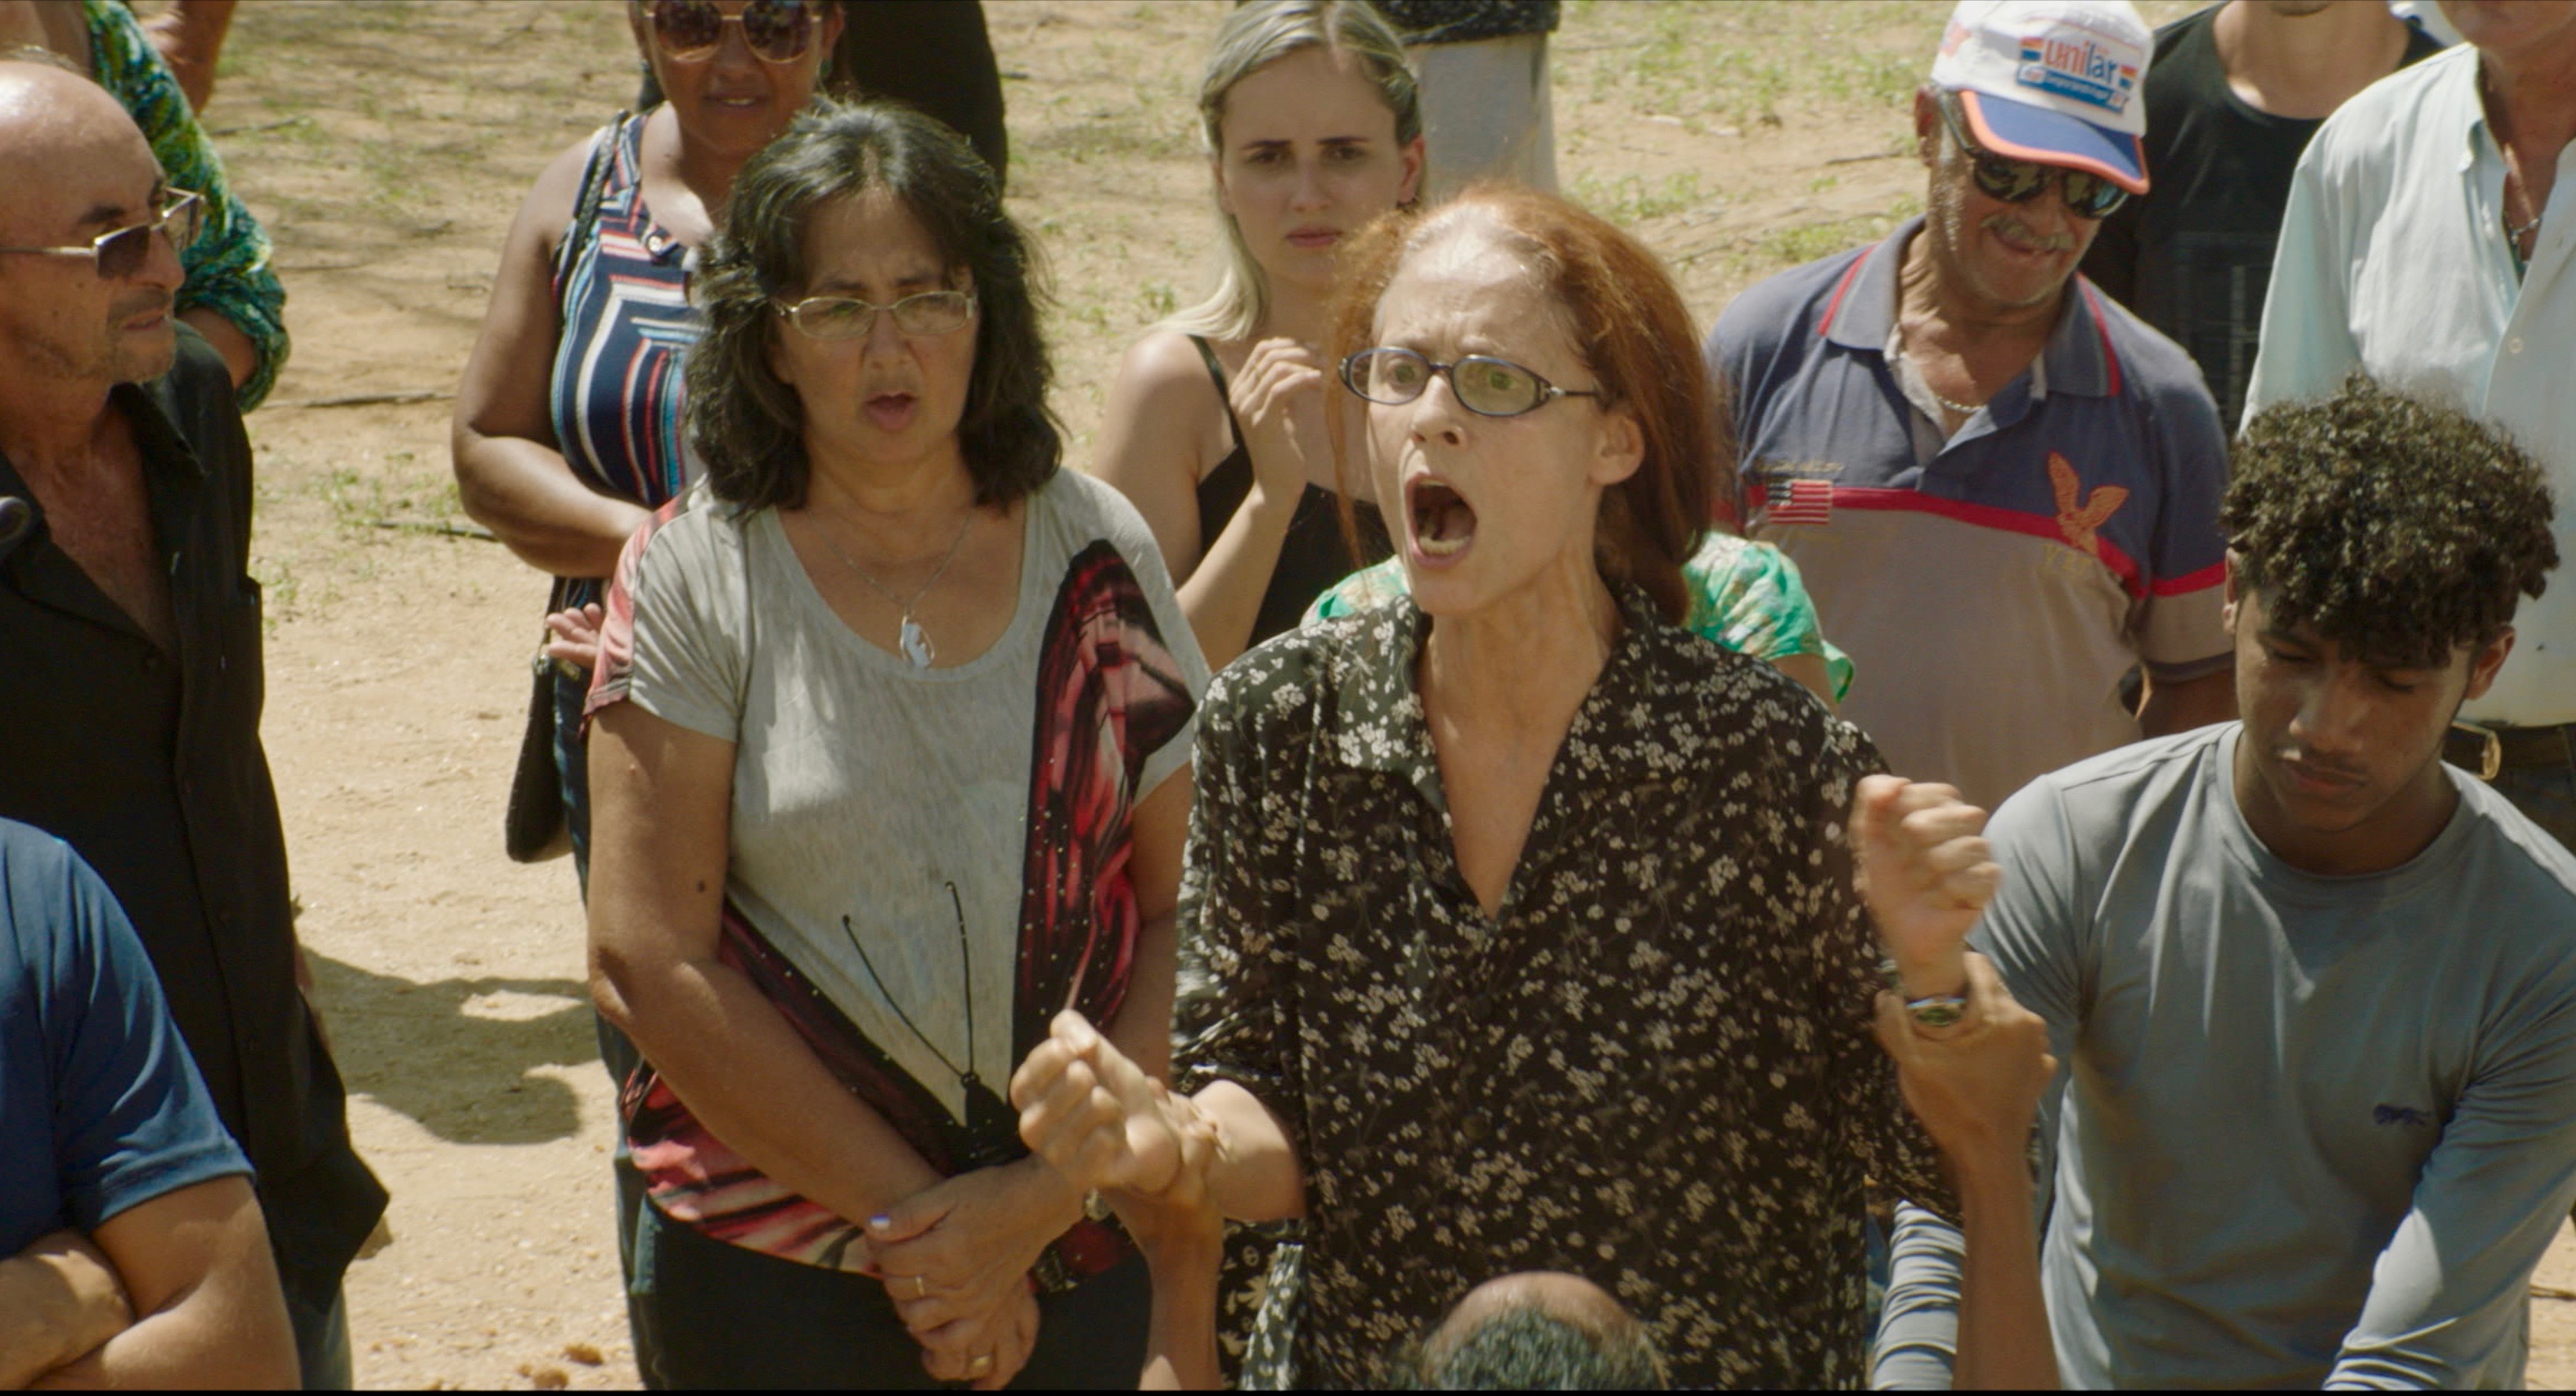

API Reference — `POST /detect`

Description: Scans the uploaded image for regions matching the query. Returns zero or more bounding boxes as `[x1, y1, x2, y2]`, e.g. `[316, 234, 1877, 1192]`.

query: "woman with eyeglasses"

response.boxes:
[581, 101, 1205, 1388]
[1009, 187, 2059, 1388]
[1090, 0, 1420, 674]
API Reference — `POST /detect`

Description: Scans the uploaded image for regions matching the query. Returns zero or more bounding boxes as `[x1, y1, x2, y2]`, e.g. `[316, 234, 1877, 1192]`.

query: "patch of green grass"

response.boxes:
[249, 555, 299, 632]
[1572, 170, 1707, 224]
[1755, 193, 1924, 266]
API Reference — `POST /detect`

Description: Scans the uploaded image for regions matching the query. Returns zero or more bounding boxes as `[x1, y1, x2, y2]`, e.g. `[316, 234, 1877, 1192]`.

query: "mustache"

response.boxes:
[1983, 214, 2075, 253]
[109, 288, 174, 321]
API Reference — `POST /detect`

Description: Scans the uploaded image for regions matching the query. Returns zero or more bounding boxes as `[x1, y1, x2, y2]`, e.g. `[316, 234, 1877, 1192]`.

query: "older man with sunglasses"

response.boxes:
[0, 57, 384, 1388]
[1708, 0, 2236, 813]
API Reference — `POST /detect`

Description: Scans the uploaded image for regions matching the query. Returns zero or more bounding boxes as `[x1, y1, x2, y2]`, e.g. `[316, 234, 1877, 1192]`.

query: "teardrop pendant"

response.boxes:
[899, 614, 935, 669]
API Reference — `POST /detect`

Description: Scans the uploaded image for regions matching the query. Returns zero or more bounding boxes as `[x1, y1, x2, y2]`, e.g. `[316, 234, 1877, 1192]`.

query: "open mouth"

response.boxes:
[1405, 477, 1478, 561]
[865, 392, 918, 433]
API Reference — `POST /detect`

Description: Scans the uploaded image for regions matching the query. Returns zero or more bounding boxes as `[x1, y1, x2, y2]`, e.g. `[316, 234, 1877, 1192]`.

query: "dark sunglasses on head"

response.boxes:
[1937, 97, 2130, 220]
[0, 189, 204, 280]
[649, 0, 818, 64]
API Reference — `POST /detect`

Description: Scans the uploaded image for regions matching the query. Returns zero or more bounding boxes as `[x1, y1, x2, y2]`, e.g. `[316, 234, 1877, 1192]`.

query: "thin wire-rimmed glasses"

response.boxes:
[1340, 345, 1601, 419]
[772, 289, 977, 341]
[1935, 96, 2129, 220]
[0, 189, 204, 280]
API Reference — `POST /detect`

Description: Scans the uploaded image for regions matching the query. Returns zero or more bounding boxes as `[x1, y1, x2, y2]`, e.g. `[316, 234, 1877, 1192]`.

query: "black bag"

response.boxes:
[505, 582, 574, 864]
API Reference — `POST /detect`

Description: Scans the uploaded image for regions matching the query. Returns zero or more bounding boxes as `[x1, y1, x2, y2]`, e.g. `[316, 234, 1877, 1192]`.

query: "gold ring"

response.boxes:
[968, 1354, 994, 1375]
[912, 1275, 930, 1300]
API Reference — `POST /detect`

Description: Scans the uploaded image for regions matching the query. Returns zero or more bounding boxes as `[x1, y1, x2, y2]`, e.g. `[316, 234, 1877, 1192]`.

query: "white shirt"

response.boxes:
[2245, 45, 2576, 725]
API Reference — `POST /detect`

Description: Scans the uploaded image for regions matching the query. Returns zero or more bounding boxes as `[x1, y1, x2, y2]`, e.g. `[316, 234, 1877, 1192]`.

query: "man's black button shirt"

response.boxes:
[0, 329, 384, 1303]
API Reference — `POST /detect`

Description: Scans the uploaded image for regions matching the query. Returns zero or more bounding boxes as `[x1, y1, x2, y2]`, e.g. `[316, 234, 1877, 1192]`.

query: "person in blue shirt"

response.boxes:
[0, 819, 295, 1387]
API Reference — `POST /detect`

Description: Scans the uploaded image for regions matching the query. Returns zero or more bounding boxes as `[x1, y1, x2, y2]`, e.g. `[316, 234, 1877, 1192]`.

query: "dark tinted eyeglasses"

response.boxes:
[0, 189, 203, 280]
[1937, 97, 2130, 221]
[1340, 346, 1600, 419]
[648, 0, 818, 64]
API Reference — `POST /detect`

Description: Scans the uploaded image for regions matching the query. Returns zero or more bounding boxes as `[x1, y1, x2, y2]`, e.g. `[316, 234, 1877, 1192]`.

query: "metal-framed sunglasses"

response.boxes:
[1339, 345, 1601, 419]
[771, 289, 976, 340]
[648, 0, 819, 64]
[1936, 97, 2130, 221]
[0, 189, 204, 280]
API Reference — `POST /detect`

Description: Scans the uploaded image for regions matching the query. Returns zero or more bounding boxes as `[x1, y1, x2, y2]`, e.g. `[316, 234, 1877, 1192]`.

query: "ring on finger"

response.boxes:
[969, 1354, 994, 1375]
[911, 1274, 930, 1300]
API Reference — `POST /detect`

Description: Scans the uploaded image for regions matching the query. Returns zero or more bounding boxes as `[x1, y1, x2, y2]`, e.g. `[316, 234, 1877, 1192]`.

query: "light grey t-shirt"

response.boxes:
[590, 470, 1208, 1130]
[1905, 724, 2576, 1388]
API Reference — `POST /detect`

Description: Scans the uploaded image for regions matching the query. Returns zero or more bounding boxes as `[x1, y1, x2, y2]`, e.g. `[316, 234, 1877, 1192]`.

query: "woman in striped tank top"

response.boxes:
[449, 1, 840, 1380]
[453, 0, 841, 869]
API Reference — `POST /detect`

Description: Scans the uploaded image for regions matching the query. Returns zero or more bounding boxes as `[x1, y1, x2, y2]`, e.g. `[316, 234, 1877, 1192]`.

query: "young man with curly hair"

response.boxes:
[1877, 376, 2576, 1388]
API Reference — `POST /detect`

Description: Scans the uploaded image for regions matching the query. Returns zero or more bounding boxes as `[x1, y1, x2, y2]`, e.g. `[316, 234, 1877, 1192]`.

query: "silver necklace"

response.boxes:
[1896, 318, 1987, 418]
[815, 509, 975, 669]
[1915, 363, 1986, 419]
[2505, 167, 2544, 247]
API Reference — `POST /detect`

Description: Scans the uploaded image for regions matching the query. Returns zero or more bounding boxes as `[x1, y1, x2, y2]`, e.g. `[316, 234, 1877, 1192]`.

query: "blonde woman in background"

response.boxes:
[1091, 0, 1420, 672]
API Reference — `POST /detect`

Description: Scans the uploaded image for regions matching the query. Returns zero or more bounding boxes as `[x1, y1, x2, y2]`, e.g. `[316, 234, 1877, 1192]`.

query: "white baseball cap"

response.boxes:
[1930, 0, 2154, 194]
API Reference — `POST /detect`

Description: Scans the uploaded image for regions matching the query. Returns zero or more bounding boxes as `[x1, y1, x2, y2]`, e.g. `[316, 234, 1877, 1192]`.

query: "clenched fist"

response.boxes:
[1853, 773, 2000, 999]
[1009, 1010, 1189, 1199]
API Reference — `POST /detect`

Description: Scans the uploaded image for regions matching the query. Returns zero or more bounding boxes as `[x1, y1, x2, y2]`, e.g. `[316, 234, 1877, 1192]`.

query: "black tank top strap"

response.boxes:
[1186, 334, 1247, 452]
[1183, 335, 1393, 654]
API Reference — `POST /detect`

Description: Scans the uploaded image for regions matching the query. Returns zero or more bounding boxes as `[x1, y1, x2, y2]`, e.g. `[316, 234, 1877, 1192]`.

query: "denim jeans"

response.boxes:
[554, 659, 667, 1382]
[287, 1283, 352, 1389]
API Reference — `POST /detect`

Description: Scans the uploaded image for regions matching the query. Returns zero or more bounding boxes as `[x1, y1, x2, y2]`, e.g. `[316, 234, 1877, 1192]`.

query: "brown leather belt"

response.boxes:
[2442, 721, 2576, 782]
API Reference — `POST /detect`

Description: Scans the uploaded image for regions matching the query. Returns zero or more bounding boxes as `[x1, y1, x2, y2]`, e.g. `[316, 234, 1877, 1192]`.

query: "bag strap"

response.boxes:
[553, 112, 630, 286]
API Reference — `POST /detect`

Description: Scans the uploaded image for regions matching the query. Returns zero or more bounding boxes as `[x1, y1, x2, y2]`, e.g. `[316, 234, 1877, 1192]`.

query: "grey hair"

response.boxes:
[1160, 0, 1423, 343]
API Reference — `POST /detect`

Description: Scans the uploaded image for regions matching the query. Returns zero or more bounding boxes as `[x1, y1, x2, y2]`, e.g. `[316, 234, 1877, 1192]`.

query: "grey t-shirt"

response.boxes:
[1910, 724, 2576, 1388]
[591, 470, 1208, 1130]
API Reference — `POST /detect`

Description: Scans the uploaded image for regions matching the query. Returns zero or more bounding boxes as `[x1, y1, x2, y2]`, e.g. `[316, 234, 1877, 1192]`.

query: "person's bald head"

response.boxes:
[1388, 1272, 1668, 1389]
[0, 58, 183, 389]
[0, 59, 156, 236]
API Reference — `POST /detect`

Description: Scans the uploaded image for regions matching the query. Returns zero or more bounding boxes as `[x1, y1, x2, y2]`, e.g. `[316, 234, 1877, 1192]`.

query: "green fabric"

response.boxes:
[1304, 531, 1856, 701]
[85, 0, 287, 409]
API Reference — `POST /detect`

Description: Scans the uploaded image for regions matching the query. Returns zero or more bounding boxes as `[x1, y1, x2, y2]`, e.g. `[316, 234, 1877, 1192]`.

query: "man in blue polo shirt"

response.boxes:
[1709, 0, 2236, 809]
[0, 818, 296, 1385]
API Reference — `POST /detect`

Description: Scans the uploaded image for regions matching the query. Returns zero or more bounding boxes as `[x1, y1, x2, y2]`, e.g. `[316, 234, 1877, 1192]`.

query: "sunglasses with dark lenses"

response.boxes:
[0, 189, 204, 280]
[1938, 99, 2130, 220]
[1340, 346, 1600, 419]
[649, 0, 817, 64]
[772, 289, 977, 340]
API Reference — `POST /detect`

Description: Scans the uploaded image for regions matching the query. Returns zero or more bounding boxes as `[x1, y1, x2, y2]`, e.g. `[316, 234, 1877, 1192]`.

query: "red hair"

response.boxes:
[1326, 183, 1736, 624]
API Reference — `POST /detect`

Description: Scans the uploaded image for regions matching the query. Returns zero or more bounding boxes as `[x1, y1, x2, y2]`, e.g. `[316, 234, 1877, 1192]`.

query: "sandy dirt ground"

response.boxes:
[188, 1, 2576, 1387]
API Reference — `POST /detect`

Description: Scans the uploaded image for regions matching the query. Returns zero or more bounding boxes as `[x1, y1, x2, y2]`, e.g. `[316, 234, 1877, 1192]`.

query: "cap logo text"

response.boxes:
[2015, 31, 2139, 113]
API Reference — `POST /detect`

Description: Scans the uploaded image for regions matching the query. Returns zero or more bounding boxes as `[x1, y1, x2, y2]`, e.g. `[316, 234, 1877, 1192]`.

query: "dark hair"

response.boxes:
[1385, 1305, 1668, 1390]
[2226, 374, 2558, 668]
[1326, 184, 1729, 625]
[686, 98, 1059, 511]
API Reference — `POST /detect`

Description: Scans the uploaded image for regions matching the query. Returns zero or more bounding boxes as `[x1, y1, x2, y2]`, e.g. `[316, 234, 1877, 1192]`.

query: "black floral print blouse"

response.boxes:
[1172, 585, 1957, 1388]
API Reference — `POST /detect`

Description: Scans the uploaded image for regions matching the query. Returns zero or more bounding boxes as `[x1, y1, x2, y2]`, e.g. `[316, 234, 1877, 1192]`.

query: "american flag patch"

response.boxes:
[1767, 477, 1835, 526]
